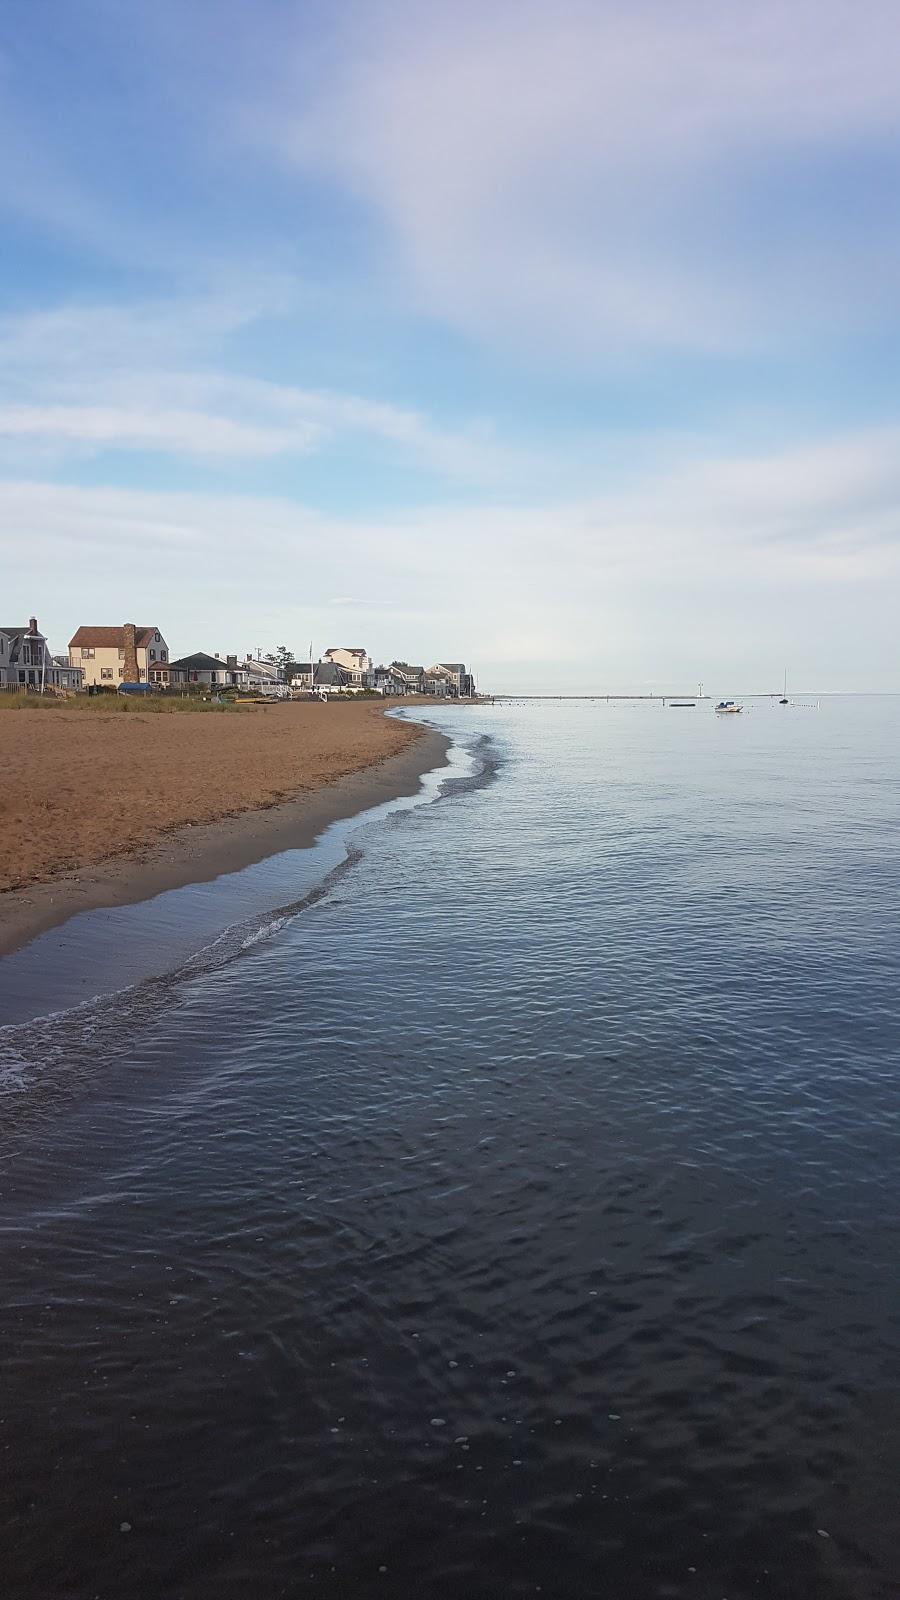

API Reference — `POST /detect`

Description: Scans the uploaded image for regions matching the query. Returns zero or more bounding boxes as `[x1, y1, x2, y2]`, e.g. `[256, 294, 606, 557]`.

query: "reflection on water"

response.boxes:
[1, 699, 898, 1599]
[0, 725, 465, 1027]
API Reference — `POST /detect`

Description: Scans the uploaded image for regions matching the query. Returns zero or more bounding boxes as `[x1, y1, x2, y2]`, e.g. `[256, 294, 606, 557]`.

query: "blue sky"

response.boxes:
[3, 0, 900, 690]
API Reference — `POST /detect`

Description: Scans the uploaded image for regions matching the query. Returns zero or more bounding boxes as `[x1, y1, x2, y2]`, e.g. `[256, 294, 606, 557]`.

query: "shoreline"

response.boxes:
[0, 719, 450, 960]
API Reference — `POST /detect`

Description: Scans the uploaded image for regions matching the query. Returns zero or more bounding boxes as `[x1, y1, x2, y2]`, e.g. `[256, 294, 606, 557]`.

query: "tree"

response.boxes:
[273, 644, 302, 682]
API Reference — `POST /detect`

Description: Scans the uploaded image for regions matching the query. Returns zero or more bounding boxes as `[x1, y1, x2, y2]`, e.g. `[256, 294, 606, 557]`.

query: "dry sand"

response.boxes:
[0, 701, 449, 956]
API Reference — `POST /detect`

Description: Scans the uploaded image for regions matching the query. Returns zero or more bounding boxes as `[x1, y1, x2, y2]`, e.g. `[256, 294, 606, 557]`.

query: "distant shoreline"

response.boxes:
[0, 709, 450, 959]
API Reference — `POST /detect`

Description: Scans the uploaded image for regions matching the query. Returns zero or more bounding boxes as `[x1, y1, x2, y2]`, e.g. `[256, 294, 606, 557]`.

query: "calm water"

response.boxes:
[1, 698, 898, 1599]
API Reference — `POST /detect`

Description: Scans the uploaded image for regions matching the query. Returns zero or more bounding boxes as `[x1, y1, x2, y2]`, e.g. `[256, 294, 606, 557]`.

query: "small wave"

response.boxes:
[0, 724, 493, 1121]
[0, 1041, 28, 1097]
[436, 732, 502, 800]
[0, 848, 365, 1126]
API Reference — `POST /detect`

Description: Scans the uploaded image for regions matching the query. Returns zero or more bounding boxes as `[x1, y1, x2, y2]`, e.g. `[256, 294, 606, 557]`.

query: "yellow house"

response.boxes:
[68, 623, 169, 687]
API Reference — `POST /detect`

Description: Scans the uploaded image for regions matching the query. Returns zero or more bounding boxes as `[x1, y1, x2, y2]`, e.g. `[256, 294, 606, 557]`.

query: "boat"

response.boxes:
[715, 700, 743, 714]
[779, 669, 788, 705]
[669, 701, 695, 707]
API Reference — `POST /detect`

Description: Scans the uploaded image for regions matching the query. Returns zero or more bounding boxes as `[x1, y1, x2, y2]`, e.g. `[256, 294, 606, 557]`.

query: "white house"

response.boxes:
[373, 665, 407, 695]
[243, 657, 286, 695]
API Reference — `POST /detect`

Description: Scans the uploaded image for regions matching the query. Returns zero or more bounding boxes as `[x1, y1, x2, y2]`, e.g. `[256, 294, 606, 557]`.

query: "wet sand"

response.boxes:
[0, 703, 449, 957]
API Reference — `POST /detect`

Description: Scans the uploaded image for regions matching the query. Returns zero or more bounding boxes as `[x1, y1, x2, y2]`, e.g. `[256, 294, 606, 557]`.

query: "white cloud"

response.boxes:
[259, 0, 900, 353]
[0, 403, 316, 458]
[5, 420, 899, 687]
[0, 297, 517, 478]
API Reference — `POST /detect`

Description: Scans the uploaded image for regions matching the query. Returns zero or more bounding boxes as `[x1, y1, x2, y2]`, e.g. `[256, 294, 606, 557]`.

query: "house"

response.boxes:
[212, 655, 249, 688]
[324, 646, 371, 686]
[390, 661, 425, 694]
[373, 665, 407, 695]
[69, 623, 169, 687]
[435, 662, 468, 696]
[423, 661, 473, 697]
[243, 657, 285, 695]
[53, 655, 84, 691]
[0, 618, 71, 690]
[289, 663, 314, 692]
[313, 661, 350, 695]
[169, 652, 237, 688]
[422, 669, 450, 696]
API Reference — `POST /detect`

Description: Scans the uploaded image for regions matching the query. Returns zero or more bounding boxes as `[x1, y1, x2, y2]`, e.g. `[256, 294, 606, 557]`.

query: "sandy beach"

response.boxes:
[0, 700, 449, 956]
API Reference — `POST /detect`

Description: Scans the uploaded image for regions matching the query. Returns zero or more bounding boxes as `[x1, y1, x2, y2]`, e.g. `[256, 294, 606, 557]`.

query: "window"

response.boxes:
[150, 649, 156, 661]
[101, 667, 114, 680]
[118, 647, 125, 658]
[82, 647, 95, 659]
[160, 650, 167, 662]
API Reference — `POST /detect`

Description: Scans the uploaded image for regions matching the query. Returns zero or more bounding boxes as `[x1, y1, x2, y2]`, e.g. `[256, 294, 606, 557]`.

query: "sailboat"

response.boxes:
[779, 669, 788, 705]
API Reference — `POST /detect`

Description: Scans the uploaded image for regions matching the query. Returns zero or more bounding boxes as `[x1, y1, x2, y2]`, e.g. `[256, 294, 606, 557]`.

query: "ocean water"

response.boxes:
[1, 697, 898, 1600]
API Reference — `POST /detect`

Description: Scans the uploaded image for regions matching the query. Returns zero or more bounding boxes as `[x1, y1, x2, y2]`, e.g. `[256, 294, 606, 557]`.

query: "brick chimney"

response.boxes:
[122, 622, 139, 683]
[226, 654, 237, 669]
[29, 616, 37, 634]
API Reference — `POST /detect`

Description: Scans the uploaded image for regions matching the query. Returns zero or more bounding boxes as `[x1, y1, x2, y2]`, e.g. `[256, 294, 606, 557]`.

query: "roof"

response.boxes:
[439, 662, 466, 673]
[314, 662, 346, 685]
[69, 625, 160, 649]
[169, 652, 228, 672]
[1, 629, 50, 664]
[391, 661, 424, 675]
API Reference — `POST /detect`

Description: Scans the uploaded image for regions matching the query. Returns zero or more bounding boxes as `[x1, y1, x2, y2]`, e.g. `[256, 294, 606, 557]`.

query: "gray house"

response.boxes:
[169, 652, 243, 688]
[390, 662, 425, 693]
[0, 618, 70, 690]
[313, 661, 350, 694]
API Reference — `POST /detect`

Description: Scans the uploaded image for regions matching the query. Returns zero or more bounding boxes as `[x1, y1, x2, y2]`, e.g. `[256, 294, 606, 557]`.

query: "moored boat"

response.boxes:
[715, 700, 743, 714]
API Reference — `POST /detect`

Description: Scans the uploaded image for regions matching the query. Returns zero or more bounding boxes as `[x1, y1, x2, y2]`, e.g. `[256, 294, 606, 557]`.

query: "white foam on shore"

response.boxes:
[0, 722, 500, 1111]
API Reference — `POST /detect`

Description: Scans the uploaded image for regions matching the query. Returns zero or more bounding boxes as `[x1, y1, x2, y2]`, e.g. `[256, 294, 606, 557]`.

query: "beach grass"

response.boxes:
[0, 691, 246, 714]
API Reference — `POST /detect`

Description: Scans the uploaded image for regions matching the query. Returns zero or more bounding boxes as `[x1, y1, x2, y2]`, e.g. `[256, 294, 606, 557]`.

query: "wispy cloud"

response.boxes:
[259, 0, 900, 354]
[0, 403, 317, 458]
[0, 296, 517, 478]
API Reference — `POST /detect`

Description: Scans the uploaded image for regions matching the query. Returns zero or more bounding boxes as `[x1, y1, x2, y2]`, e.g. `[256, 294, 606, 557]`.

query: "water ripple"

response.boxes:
[0, 699, 898, 1599]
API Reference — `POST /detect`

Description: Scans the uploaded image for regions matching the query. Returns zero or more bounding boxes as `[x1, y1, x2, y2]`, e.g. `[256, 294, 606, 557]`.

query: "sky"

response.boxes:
[3, 0, 900, 691]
